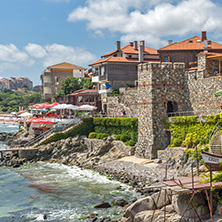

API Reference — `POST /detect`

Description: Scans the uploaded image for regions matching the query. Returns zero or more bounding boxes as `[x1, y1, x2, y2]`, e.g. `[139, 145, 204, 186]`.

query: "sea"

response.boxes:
[0, 123, 139, 222]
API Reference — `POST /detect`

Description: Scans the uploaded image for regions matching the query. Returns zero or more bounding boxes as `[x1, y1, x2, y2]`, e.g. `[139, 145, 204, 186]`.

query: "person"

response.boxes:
[121, 109, 126, 117]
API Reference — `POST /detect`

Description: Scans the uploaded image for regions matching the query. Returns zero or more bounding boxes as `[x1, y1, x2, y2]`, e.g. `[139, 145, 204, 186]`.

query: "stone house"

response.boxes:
[158, 31, 222, 69]
[41, 62, 86, 101]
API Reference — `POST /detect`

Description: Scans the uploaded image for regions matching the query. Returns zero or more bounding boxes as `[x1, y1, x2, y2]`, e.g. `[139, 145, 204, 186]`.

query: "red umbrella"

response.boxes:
[29, 118, 54, 123]
[45, 102, 61, 108]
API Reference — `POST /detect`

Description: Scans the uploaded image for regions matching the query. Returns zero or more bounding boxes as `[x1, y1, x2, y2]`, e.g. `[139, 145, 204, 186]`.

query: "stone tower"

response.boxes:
[135, 62, 186, 159]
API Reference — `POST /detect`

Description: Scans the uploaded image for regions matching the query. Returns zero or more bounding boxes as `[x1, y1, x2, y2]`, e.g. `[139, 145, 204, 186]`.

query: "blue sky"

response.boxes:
[0, 0, 222, 85]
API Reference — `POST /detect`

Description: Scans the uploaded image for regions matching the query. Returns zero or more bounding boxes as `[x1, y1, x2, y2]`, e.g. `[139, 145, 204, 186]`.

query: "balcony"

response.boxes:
[98, 89, 111, 94]
[92, 76, 99, 83]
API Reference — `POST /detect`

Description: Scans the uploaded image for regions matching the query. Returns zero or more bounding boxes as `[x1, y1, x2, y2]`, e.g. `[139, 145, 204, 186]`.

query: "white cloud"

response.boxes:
[0, 43, 96, 74]
[42, 43, 96, 67]
[25, 43, 47, 58]
[0, 44, 34, 71]
[68, 0, 222, 48]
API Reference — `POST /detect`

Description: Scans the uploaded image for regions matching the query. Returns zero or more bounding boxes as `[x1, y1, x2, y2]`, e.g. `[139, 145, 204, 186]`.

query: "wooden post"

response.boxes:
[210, 167, 214, 222]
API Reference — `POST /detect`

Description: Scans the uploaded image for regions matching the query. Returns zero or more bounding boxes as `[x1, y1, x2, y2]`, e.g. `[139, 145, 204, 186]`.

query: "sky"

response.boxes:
[1, 0, 222, 85]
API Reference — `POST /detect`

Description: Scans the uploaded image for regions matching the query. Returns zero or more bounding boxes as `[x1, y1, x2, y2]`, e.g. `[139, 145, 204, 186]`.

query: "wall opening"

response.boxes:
[167, 101, 178, 116]
[103, 104, 107, 113]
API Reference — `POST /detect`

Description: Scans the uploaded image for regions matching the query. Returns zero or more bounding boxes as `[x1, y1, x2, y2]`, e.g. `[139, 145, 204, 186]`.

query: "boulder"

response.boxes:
[112, 198, 128, 207]
[123, 196, 156, 220]
[151, 189, 172, 209]
[172, 193, 209, 220]
[93, 201, 111, 208]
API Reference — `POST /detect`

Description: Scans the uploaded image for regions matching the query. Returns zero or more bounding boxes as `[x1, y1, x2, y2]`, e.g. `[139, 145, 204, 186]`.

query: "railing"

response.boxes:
[167, 109, 221, 117]
[23, 117, 81, 147]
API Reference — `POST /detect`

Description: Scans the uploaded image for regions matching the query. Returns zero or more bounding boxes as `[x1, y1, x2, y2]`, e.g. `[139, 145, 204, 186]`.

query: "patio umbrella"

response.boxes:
[215, 90, 222, 97]
[53, 104, 76, 109]
[29, 118, 53, 123]
[19, 112, 33, 117]
[77, 105, 97, 111]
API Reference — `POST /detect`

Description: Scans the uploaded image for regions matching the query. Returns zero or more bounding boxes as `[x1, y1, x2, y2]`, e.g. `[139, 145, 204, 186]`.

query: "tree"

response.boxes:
[61, 77, 93, 95]
[61, 77, 80, 95]
[79, 78, 93, 89]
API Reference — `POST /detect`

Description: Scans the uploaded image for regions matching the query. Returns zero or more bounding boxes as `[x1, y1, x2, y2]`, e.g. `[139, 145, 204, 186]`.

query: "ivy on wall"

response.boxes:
[166, 114, 222, 148]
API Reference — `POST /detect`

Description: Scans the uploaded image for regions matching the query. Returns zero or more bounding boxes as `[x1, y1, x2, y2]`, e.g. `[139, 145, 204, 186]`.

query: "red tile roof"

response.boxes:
[67, 88, 98, 96]
[48, 62, 85, 70]
[89, 56, 159, 66]
[102, 44, 158, 57]
[159, 36, 222, 51]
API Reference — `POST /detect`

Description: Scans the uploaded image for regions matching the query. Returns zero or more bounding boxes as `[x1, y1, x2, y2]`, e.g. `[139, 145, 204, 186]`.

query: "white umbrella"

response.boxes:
[53, 104, 78, 110]
[77, 105, 97, 111]
[19, 112, 33, 117]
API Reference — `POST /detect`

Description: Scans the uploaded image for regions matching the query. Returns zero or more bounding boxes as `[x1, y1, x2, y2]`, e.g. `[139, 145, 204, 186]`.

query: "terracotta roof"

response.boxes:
[89, 56, 160, 66]
[48, 62, 85, 70]
[102, 44, 158, 57]
[159, 36, 222, 51]
[67, 88, 98, 96]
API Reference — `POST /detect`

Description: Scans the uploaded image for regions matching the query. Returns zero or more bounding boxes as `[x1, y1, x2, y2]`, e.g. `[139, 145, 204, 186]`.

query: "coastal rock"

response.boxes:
[112, 198, 128, 207]
[93, 201, 111, 208]
[172, 193, 209, 219]
[123, 196, 156, 220]
[151, 189, 172, 209]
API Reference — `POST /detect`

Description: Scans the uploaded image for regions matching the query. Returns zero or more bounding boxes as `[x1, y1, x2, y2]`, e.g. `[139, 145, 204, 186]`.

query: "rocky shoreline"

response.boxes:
[1, 133, 222, 221]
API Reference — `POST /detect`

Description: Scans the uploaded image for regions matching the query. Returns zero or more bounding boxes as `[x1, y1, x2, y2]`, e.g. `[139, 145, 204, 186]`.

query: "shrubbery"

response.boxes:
[166, 114, 222, 148]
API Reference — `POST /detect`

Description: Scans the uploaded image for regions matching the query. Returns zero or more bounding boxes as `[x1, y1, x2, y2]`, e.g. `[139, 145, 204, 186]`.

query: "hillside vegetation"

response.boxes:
[0, 88, 44, 112]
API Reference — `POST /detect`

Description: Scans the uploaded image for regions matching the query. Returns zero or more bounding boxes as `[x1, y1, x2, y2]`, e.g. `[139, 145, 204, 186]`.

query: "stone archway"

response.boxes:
[167, 101, 178, 116]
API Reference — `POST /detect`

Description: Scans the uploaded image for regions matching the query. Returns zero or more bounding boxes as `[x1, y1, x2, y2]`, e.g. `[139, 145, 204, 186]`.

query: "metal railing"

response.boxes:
[23, 117, 81, 147]
[167, 109, 221, 117]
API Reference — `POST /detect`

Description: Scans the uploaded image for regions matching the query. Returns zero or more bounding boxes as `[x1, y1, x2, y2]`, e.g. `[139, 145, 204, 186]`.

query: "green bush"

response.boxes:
[41, 117, 94, 145]
[120, 134, 129, 142]
[93, 118, 138, 142]
[168, 115, 221, 147]
[101, 133, 109, 139]
[129, 140, 136, 146]
[88, 132, 97, 139]
[96, 133, 103, 139]
[115, 134, 121, 140]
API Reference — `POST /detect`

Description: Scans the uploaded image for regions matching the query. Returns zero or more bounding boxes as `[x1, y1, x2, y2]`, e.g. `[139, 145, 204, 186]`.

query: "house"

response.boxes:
[89, 40, 159, 94]
[0, 81, 6, 91]
[17, 77, 33, 89]
[40, 62, 86, 101]
[56, 88, 101, 109]
[158, 31, 222, 68]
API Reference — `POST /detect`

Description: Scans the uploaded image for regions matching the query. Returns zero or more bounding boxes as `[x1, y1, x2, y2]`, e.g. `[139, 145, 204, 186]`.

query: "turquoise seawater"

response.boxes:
[0, 124, 139, 221]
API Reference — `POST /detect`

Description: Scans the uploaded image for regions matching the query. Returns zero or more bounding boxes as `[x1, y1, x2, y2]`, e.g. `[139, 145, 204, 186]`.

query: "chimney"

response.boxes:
[133, 41, 138, 50]
[168, 40, 173, 45]
[139, 42, 144, 63]
[140, 40, 145, 47]
[129, 42, 133, 46]
[203, 39, 208, 52]
[116, 41, 121, 51]
[201, 31, 207, 42]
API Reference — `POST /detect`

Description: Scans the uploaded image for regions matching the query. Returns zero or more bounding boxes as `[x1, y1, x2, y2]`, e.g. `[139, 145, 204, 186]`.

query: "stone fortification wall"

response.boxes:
[185, 70, 222, 114]
[136, 62, 186, 159]
[103, 88, 138, 117]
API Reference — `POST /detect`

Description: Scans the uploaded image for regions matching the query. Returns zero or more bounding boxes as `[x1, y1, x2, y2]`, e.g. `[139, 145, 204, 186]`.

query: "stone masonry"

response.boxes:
[103, 58, 222, 159]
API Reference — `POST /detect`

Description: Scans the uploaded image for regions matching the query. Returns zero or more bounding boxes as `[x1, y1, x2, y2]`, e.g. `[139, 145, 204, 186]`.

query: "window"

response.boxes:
[164, 57, 169, 62]
[55, 87, 58, 95]
[189, 40, 193, 43]
[55, 77, 59, 85]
